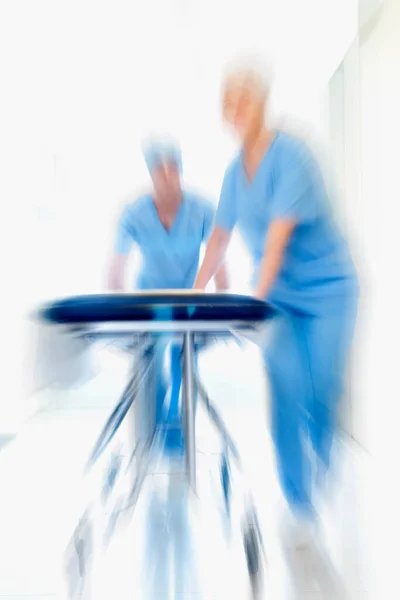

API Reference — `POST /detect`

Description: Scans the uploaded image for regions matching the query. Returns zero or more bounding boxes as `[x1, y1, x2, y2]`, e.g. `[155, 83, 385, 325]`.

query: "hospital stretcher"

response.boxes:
[38, 291, 276, 596]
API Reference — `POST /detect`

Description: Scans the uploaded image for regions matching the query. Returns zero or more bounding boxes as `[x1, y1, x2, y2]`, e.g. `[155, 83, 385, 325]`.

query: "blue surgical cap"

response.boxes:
[142, 139, 183, 175]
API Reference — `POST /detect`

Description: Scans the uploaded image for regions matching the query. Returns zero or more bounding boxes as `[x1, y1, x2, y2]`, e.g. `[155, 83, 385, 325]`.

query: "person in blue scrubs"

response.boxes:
[108, 139, 228, 451]
[195, 62, 359, 546]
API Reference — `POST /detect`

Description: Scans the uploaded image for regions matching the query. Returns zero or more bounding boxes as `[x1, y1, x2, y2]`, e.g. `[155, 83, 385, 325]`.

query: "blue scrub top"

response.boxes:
[216, 132, 358, 315]
[115, 192, 215, 290]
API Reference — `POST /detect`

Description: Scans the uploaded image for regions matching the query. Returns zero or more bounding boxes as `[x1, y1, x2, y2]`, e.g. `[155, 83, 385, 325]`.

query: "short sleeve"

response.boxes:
[270, 140, 319, 224]
[114, 205, 136, 256]
[201, 199, 216, 242]
[215, 163, 238, 232]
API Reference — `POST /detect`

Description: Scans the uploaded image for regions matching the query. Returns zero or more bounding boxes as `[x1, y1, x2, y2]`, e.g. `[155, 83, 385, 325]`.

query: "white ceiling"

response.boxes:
[0, 0, 359, 207]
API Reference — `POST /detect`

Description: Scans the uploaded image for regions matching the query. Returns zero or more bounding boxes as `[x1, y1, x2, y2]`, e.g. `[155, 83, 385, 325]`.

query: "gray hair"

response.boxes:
[222, 55, 274, 101]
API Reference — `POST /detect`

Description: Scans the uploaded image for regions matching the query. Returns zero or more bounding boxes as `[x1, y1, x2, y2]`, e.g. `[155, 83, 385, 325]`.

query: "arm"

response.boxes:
[196, 166, 237, 290]
[253, 220, 296, 299]
[201, 197, 230, 291]
[107, 205, 135, 291]
[107, 253, 129, 291]
[214, 261, 229, 291]
[254, 140, 319, 300]
[194, 226, 232, 290]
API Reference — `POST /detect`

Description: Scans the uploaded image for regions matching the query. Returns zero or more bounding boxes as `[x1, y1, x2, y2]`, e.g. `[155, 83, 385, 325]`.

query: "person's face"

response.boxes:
[223, 78, 265, 143]
[152, 161, 181, 202]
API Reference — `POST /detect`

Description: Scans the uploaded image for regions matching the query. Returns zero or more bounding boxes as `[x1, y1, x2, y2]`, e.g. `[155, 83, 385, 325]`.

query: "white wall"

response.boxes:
[329, 0, 400, 456]
[358, 0, 400, 459]
[328, 44, 363, 440]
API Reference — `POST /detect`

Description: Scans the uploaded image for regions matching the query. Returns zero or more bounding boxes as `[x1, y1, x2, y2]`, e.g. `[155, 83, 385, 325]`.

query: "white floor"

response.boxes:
[0, 341, 376, 599]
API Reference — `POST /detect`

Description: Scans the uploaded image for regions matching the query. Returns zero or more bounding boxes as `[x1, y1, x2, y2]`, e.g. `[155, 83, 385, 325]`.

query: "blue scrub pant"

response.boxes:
[154, 343, 200, 451]
[155, 344, 182, 425]
[264, 301, 357, 514]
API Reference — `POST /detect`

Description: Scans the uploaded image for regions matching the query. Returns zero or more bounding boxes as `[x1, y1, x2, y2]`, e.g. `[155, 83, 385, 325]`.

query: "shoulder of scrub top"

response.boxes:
[114, 192, 153, 233]
[274, 131, 330, 198]
[120, 191, 153, 215]
[182, 189, 217, 215]
[273, 131, 332, 217]
[274, 130, 317, 169]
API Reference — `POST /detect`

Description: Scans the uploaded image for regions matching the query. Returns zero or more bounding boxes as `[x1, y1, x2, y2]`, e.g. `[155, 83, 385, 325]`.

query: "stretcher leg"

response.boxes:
[86, 367, 139, 469]
[195, 376, 241, 464]
[168, 344, 182, 424]
[165, 343, 202, 454]
[183, 332, 197, 493]
[133, 340, 157, 457]
[164, 344, 185, 453]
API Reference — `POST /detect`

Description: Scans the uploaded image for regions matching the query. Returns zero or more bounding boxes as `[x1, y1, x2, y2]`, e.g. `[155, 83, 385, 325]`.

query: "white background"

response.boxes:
[0, 0, 359, 428]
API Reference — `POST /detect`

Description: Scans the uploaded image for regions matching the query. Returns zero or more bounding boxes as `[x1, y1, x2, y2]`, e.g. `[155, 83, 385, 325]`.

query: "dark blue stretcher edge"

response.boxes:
[36, 293, 277, 325]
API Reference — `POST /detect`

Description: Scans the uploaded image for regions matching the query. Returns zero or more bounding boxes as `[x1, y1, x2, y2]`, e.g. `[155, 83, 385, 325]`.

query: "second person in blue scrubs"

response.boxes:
[195, 61, 359, 549]
[108, 140, 228, 451]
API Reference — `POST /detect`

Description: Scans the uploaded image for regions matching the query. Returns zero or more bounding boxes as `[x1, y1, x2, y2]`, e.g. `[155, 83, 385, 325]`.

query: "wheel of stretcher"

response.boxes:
[220, 454, 231, 516]
[243, 523, 259, 576]
[244, 524, 265, 598]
